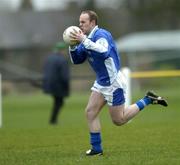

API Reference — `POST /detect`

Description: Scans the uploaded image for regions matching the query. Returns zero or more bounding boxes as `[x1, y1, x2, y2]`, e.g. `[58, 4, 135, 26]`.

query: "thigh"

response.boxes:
[86, 91, 106, 116]
[108, 104, 125, 121]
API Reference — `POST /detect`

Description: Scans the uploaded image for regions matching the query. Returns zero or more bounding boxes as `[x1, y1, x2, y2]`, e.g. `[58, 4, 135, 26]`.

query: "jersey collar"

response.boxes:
[88, 25, 98, 39]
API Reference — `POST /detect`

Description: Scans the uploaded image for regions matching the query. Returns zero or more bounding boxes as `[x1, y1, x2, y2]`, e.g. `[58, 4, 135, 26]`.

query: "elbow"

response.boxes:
[73, 61, 84, 64]
[70, 56, 86, 64]
[70, 58, 84, 64]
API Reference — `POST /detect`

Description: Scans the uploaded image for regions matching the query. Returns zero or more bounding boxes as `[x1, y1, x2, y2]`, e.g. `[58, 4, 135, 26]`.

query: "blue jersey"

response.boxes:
[69, 26, 121, 86]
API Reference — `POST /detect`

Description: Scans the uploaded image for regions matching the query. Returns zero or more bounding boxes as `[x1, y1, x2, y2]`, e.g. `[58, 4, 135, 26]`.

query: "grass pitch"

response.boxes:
[0, 88, 180, 165]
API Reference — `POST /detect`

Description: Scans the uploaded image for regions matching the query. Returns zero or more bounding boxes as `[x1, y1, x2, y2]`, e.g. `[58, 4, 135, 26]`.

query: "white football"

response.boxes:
[63, 26, 81, 46]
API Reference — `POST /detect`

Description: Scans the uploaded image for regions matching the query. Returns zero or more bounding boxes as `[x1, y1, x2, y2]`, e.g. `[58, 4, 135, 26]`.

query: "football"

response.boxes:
[63, 26, 81, 46]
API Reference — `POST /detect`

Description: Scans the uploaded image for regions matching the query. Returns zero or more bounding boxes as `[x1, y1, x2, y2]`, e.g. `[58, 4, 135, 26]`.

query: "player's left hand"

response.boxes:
[70, 28, 86, 43]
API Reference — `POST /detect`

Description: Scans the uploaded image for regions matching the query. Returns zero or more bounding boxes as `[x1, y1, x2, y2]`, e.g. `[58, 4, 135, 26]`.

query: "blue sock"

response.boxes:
[136, 96, 152, 111]
[90, 132, 102, 152]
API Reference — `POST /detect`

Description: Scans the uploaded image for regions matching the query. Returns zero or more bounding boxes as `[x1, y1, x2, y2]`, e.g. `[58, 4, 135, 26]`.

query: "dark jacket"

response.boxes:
[42, 52, 70, 97]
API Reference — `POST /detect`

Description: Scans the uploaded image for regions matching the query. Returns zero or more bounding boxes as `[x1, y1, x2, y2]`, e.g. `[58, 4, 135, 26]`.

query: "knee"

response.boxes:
[112, 118, 126, 126]
[85, 107, 94, 120]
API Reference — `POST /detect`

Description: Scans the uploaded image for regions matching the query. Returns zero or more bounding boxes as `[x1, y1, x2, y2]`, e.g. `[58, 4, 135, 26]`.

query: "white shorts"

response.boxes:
[91, 71, 127, 106]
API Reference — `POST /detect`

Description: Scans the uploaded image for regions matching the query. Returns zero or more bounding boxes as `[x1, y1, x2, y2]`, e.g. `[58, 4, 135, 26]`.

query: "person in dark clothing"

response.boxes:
[42, 42, 70, 124]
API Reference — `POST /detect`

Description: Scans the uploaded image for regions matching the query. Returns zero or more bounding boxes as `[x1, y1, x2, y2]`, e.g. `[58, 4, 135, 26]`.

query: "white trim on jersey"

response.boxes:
[69, 46, 76, 64]
[82, 25, 108, 53]
[83, 37, 108, 53]
[104, 57, 118, 84]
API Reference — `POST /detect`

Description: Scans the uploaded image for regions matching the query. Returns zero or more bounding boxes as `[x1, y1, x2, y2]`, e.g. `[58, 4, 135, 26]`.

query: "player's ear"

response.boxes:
[92, 20, 96, 26]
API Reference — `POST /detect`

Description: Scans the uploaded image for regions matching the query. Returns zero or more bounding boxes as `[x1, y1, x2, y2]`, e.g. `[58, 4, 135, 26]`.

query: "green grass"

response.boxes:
[0, 88, 180, 165]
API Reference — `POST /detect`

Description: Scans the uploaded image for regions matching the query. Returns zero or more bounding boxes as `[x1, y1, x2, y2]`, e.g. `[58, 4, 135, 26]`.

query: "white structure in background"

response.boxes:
[116, 30, 180, 70]
[31, 0, 86, 11]
[0, 0, 123, 11]
[117, 30, 180, 53]
[31, 0, 123, 11]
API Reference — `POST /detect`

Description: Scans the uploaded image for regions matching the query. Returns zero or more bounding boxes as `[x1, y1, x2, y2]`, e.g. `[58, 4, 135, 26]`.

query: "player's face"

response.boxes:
[79, 13, 95, 35]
